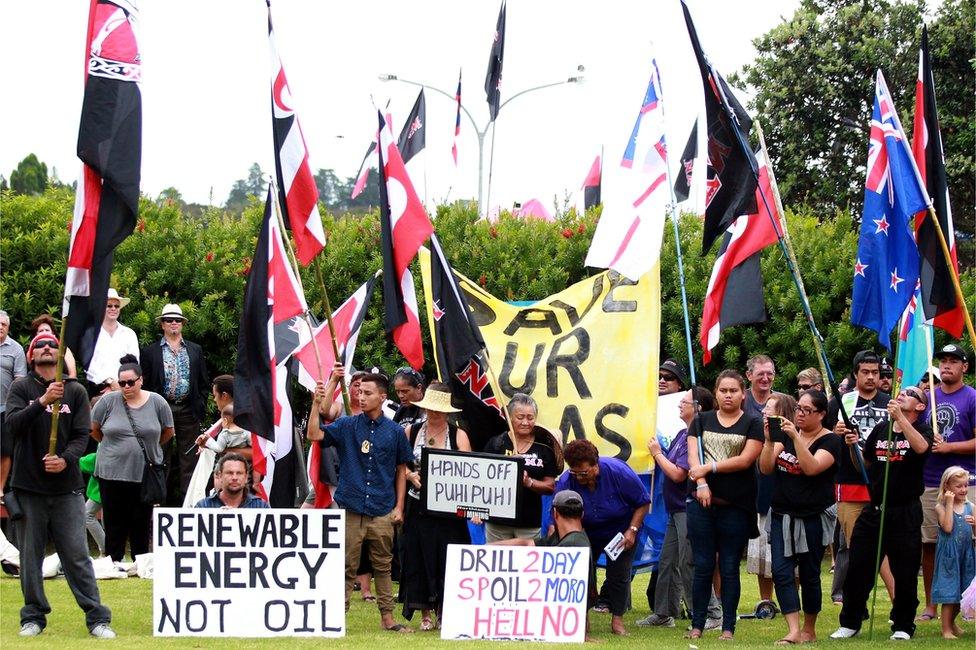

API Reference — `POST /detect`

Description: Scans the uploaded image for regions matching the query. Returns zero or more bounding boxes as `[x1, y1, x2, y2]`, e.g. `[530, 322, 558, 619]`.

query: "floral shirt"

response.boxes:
[160, 339, 190, 402]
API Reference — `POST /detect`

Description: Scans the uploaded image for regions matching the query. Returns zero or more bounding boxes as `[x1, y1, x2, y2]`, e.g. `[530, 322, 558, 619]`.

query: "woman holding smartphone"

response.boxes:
[759, 390, 841, 644]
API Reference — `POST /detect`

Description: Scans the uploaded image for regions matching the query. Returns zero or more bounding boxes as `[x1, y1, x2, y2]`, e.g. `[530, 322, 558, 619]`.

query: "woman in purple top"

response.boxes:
[555, 439, 650, 636]
[640, 387, 717, 628]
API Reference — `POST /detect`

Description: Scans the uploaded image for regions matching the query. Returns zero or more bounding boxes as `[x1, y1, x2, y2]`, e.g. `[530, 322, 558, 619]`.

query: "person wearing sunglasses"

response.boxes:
[795, 367, 824, 397]
[86, 288, 139, 394]
[392, 367, 426, 432]
[831, 386, 933, 640]
[5, 332, 115, 638]
[760, 390, 841, 644]
[29, 314, 77, 379]
[140, 303, 209, 506]
[90, 354, 174, 564]
[659, 359, 688, 396]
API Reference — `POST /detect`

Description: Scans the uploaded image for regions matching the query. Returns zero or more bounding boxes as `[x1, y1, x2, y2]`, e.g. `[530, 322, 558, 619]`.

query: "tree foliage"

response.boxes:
[2, 188, 972, 421]
[735, 0, 974, 248]
[9, 153, 49, 196]
[224, 162, 268, 211]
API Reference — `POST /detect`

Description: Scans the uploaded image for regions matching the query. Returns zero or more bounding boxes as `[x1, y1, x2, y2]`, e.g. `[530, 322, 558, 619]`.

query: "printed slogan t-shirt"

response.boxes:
[688, 411, 763, 510]
[484, 433, 558, 529]
[863, 419, 933, 506]
[770, 433, 842, 517]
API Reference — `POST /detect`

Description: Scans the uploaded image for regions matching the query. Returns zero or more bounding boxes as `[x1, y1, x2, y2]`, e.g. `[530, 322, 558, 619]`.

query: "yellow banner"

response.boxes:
[421, 250, 660, 473]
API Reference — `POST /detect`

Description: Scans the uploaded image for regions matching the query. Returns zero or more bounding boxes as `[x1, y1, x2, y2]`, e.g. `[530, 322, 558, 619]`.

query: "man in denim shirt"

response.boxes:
[308, 372, 413, 632]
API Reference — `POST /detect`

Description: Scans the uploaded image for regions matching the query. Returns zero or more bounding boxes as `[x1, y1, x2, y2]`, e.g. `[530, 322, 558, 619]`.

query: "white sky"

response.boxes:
[0, 0, 801, 213]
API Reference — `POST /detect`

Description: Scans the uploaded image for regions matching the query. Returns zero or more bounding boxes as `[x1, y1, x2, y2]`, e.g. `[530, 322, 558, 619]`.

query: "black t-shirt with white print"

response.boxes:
[825, 391, 891, 485]
[863, 419, 933, 506]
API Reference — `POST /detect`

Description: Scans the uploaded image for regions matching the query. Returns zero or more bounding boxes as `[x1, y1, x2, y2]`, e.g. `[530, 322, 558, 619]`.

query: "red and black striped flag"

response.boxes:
[63, 0, 142, 368]
[484, 1, 506, 122]
[681, 1, 758, 254]
[267, 0, 326, 266]
[378, 112, 433, 370]
[911, 26, 963, 337]
[234, 191, 308, 506]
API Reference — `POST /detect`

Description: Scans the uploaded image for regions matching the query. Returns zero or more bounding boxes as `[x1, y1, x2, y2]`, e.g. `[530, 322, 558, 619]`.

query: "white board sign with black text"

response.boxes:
[420, 448, 524, 524]
[441, 543, 590, 642]
[153, 508, 345, 637]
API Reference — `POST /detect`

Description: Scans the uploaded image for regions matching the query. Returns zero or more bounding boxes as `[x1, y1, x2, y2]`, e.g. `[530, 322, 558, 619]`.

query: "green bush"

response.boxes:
[1, 187, 972, 405]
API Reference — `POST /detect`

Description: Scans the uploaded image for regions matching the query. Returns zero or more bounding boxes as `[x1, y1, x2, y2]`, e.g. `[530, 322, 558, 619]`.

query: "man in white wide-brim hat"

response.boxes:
[86, 288, 140, 393]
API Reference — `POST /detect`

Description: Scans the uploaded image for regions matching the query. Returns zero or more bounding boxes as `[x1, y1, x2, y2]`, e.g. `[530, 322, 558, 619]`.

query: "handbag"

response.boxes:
[122, 398, 167, 505]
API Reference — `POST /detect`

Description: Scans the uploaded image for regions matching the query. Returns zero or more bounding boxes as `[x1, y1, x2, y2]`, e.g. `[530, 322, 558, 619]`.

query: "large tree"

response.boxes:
[9, 153, 49, 196]
[225, 162, 268, 212]
[735, 0, 974, 244]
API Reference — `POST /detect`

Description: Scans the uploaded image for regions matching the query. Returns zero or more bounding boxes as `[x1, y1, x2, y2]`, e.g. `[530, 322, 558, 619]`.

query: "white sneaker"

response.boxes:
[704, 617, 722, 631]
[829, 626, 860, 639]
[19, 623, 42, 637]
[90, 624, 117, 639]
[890, 631, 911, 641]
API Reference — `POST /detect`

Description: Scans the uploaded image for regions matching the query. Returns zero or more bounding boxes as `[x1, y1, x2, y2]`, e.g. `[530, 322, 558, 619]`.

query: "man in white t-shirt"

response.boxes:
[86, 289, 140, 392]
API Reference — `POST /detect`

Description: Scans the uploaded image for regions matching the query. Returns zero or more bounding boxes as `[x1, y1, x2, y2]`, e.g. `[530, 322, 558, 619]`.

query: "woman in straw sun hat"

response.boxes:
[398, 382, 472, 631]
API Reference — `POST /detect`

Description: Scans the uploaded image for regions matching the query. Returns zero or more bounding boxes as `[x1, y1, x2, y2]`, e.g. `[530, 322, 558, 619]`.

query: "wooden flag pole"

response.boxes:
[47, 316, 70, 456]
[756, 121, 832, 398]
[925, 205, 976, 351]
[311, 257, 353, 415]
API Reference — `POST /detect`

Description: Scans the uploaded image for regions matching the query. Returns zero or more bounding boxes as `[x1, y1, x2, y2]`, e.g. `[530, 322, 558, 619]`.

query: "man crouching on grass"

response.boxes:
[492, 490, 598, 641]
[5, 333, 115, 638]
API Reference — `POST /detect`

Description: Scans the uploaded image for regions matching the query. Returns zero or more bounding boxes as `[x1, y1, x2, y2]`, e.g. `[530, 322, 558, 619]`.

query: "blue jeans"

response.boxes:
[686, 500, 752, 633]
[769, 513, 827, 615]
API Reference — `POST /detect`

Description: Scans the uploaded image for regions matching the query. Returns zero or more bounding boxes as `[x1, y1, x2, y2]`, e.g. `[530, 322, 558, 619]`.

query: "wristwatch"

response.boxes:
[628, 525, 639, 533]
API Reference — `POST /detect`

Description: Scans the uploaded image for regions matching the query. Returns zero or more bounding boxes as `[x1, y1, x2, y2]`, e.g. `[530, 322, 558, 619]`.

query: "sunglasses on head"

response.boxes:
[161, 317, 183, 324]
[33, 340, 58, 350]
[118, 379, 139, 388]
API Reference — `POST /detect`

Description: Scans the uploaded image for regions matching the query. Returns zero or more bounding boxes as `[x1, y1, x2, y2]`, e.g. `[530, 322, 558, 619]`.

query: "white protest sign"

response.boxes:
[421, 449, 523, 523]
[153, 508, 345, 637]
[655, 391, 685, 446]
[441, 544, 590, 642]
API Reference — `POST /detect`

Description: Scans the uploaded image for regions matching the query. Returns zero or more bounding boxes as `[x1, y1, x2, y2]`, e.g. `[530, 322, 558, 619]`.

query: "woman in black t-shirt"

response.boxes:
[687, 370, 764, 640]
[483, 393, 561, 541]
[760, 389, 841, 644]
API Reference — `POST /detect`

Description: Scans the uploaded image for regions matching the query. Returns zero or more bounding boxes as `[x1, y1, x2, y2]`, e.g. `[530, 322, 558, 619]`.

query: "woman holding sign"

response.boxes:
[556, 439, 651, 636]
[483, 393, 561, 542]
[400, 383, 472, 630]
[686, 369, 763, 641]
[759, 390, 840, 644]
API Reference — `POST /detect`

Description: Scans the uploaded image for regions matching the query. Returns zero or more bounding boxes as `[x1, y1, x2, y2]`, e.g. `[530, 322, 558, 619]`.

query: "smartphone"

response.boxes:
[768, 416, 785, 444]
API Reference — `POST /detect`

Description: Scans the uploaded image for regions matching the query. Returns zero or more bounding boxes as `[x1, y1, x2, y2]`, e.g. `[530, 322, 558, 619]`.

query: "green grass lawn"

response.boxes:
[1, 566, 972, 648]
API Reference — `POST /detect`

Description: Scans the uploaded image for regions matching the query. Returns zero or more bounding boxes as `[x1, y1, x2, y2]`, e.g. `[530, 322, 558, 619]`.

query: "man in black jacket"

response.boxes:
[140, 303, 209, 505]
[6, 332, 114, 638]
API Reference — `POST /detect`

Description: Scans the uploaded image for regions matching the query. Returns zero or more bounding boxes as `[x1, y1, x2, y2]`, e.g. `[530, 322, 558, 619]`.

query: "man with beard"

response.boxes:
[5, 332, 114, 638]
[744, 355, 777, 609]
[879, 357, 894, 396]
[194, 453, 269, 509]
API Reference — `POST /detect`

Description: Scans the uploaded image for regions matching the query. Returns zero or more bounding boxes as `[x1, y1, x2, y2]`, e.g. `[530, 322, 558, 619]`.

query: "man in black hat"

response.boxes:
[917, 343, 975, 621]
[878, 356, 894, 395]
[658, 359, 687, 396]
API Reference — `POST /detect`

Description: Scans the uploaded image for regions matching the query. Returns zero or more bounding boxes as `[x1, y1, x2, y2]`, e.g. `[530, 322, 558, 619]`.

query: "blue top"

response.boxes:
[321, 412, 412, 517]
[555, 457, 651, 542]
[194, 492, 270, 508]
[661, 430, 690, 514]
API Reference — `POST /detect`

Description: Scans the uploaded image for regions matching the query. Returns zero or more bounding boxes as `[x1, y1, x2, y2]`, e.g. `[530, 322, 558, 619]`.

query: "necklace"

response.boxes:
[425, 423, 449, 448]
[514, 437, 534, 455]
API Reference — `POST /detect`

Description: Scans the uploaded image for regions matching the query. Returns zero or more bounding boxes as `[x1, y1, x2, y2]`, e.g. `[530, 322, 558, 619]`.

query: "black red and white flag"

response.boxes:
[484, 1, 506, 122]
[233, 191, 308, 506]
[63, 0, 142, 368]
[423, 235, 507, 451]
[911, 26, 963, 337]
[290, 277, 376, 508]
[700, 153, 781, 364]
[581, 154, 602, 210]
[397, 89, 426, 165]
[378, 112, 433, 370]
[350, 141, 377, 199]
[452, 70, 462, 166]
[681, 1, 758, 253]
[267, 0, 325, 266]
[673, 119, 698, 203]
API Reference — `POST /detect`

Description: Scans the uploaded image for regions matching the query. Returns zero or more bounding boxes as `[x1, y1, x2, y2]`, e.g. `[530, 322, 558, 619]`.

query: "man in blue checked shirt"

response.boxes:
[308, 371, 414, 633]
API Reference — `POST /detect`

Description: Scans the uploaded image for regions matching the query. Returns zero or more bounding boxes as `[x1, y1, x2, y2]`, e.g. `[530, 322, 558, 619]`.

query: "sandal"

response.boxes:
[421, 617, 433, 631]
[685, 629, 703, 639]
[914, 612, 937, 622]
[363, 595, 376, 602]
[383, 623, 413, 633]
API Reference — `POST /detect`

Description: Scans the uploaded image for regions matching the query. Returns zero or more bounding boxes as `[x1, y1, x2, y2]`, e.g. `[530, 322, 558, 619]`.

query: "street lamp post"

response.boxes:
[378, 69, 583, 217]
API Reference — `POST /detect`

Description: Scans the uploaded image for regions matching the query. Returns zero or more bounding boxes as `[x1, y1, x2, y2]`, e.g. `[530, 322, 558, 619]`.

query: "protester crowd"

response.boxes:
[0, 298, 973, 642]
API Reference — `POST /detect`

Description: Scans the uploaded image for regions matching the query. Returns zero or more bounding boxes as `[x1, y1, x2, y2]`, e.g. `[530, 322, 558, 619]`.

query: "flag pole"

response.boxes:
[485, 122, 498, 218]
[924, 206, 976, 350]
[47, 316, 70, 456]
[868, 332, 903, 639]
[268, 180, 352, 416]
[756, 121, 833, 398]
[922, 321, 940, 438]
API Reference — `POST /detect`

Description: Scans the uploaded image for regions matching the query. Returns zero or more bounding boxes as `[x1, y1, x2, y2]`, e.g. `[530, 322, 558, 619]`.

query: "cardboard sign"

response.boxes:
[153, 508, 345, 637]
[420, 448, 524, 524]
[441, 544, 590, 642]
